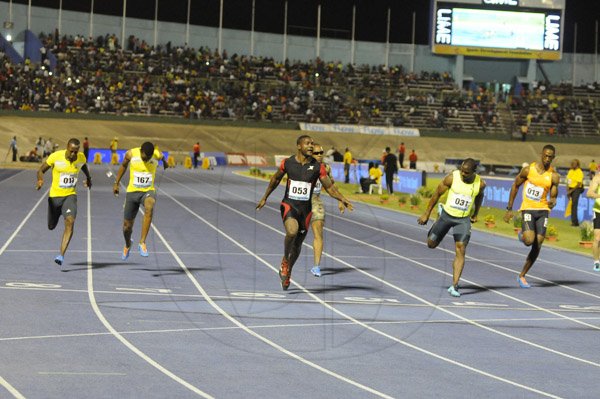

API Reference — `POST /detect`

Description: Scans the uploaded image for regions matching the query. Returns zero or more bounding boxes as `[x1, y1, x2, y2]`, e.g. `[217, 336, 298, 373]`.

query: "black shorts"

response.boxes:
[522, 210, 549, 236]
[428, 208, 471, 244]
[124, 191, 156, 220]
[48, 195, 77, 230]
[280, 201, 312, 235]
[594, 212, 600, 229]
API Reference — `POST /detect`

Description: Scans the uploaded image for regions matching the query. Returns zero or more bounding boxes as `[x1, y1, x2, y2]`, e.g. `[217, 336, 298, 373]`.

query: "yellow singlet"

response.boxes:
[46, 150, 87, 198]
[520, 162, 553, 211]
[126, 147, 162, 193]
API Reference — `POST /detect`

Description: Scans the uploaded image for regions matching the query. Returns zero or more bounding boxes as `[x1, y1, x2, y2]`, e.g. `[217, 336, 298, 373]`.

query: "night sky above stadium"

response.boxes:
[8, 0, 600, 53]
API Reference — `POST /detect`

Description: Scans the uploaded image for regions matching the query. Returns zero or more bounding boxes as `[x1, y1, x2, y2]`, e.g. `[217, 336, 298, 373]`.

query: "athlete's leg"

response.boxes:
[123, 219, 135, 247]
[283, 217, 299, 261]
[452, 241, 467, 287]
[140, 195, 156, 244]
[593, 228, 600, 270]
[312, 220, 324, 267]
[520, 234, 544, 278]
[60, 216, 75, 256]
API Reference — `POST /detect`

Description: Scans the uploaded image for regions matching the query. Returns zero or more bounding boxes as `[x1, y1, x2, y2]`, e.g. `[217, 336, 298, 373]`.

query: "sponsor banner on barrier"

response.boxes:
[299, 123, 420, 137]
[226, 153, 268, 166]
[200, 152, 227, 166]
[329, 162, 425, 194]
[482, 177, 593, 221]
[88, 149, 168, 165]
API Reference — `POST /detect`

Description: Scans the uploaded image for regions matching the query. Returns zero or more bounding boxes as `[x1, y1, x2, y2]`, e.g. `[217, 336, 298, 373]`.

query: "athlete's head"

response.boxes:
[541, 144, 556, 168]
[385, 147, 391, 153]
[141, 142, 155, 161]
[459, 158, 477, 183]
[312, 143, 324, 162]
[66, 138, 80, 162]
[570, 159, 580, 169]
[296, 135, 313, 157]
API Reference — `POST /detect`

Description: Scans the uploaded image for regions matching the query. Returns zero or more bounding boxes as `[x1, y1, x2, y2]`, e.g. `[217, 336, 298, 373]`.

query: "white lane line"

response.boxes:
[37, 372, 126, 376]
[149, 196, 394, 399]
[0, 188, 49, 256]
[0, 376, 25, 399]
[170, 174, 600, 368]
[4, 315, 600, 343]
[0, 170, 24, 185]
[161, 179, 562, 399]
[85, 190, 215, 399]
[3, 249, 278, 256]
[234, 170, 598, 277]
[6, 284, 600, 314]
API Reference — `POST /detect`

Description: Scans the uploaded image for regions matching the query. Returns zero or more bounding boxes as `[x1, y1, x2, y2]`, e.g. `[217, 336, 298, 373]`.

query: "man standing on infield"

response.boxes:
[503, 145, 560, 288]
[113, 141, 168, 259]
[257, 135, 353, 290]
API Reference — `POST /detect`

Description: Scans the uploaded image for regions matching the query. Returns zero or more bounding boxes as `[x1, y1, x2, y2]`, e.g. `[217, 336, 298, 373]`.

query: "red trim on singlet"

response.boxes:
[281, 202, 291, 220]
[279, 158, 286, 172]
[305, 212, 313, 229]
[319, 163, 327, 179]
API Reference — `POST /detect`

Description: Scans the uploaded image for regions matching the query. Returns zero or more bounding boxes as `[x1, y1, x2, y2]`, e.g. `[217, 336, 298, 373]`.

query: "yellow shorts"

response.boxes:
[311, 195, 325, 222]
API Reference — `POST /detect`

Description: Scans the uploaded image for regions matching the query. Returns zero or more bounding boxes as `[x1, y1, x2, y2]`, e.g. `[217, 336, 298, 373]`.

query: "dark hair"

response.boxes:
[542, 144, 556, 153]
[368, 162, 374, 169]
[141, 142, 155, 158]
[296, 135, 311, 145]
[385, 147, 391, 152]
[462, 158, 477, 172]
[67, 138, 80, 146]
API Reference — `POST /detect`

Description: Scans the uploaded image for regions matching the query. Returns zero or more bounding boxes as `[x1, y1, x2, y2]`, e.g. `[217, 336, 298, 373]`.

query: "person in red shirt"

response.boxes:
[398, 142, 406, 168]
[192, 142, 200, 168]
[409, 149, 418, 169]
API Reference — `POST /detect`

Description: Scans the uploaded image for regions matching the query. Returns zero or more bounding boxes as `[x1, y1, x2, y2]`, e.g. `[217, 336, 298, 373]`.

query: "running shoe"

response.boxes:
[518, 275, 531, 288]
[310, 266, 322, 277]
[279, 258, 291, 290]
[447, 285, 460, 297]
[122, 243, 131, 261]
[594, 262, 600, 272]
[54, 255, 64, 266]
[138, 243, 149, 257]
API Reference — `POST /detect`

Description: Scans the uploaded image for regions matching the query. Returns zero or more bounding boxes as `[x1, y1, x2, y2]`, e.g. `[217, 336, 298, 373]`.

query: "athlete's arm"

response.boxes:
[256, 168, 285, 210]
[81, 164, 92, 189]
[418, 173, 452, 225]
[471, 179, 486, 223]
[586, 175, 600, 199]
[548, 172, 560, 209]
[36, 163, 51, 190]
[503, 166, 529, 223]
[321, 176, 353, 212]
[160, 152, 169, 170]
[113, 150, 132, 195]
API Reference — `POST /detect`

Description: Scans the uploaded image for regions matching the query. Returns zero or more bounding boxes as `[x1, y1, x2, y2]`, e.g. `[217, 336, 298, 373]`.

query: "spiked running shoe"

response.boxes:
[447, 285, 460, 297]
[122, 242, 132, 260]
[310, 266, 322, 277]
[138, 243, 149, 257]
[279, 258, 291, 290]
[54, 255, 64, 266]
[594, 262, 600, 272]
[518, 275, 531, 288]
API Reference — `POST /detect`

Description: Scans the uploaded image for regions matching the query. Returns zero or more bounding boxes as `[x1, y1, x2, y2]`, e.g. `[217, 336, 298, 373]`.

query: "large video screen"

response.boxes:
[431, 1, 564, 60]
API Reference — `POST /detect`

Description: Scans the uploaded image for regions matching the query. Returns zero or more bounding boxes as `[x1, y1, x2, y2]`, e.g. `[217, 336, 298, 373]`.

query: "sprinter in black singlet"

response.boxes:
[256, 135, 353, 290]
